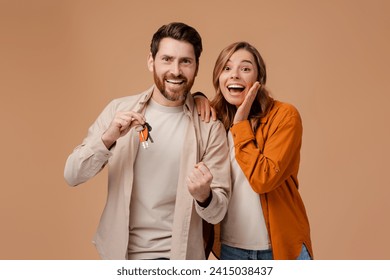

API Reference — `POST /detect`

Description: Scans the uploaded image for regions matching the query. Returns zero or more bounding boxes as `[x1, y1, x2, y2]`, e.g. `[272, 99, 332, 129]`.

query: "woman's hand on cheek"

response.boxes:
[233, 81, 261, 124]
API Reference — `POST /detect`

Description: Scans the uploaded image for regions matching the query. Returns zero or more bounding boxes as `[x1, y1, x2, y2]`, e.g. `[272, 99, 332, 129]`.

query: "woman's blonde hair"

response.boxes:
[210, 42, 273, 131]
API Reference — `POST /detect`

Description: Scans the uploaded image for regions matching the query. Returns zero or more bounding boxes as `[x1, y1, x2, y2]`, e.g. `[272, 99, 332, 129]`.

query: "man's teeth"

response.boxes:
[167, 79, 183, 84]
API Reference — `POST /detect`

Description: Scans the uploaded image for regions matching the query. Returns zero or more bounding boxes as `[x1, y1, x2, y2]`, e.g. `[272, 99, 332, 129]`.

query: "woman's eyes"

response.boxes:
[223, 66, 251, 71]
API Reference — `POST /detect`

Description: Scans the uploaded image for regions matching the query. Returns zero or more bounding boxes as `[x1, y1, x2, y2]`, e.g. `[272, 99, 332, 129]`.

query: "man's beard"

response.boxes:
[153, 71, 194, 102]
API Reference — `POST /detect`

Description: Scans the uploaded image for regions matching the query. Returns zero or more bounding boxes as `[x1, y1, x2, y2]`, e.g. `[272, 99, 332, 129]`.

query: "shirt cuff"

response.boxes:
[230, 120, 255, 144]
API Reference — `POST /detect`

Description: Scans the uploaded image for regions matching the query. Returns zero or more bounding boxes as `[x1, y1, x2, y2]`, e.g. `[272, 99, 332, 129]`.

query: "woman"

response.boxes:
[197, 42, 313, 260]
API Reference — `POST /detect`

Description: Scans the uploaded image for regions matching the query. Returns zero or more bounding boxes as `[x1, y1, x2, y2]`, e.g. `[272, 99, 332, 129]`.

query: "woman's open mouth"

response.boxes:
[227, 84, 245, 94]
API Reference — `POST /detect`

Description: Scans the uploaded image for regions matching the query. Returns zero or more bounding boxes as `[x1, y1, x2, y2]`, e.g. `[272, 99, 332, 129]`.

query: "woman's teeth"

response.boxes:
[227, 84, 245, 92]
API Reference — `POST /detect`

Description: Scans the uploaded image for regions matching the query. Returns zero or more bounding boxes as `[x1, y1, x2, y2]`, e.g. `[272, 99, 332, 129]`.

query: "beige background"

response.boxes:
[1, 0, 389, 260]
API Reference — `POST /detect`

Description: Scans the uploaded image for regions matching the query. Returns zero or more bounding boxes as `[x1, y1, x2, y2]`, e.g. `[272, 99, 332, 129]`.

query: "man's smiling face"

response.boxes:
[148, 37, 198, 106]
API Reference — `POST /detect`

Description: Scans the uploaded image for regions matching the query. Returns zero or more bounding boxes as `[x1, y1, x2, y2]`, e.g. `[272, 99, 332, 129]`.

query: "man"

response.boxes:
[64, 22, 230, 260]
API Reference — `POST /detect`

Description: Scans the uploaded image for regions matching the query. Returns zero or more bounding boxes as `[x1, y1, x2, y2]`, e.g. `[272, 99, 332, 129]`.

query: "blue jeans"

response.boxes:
[221, 243, 311, 260]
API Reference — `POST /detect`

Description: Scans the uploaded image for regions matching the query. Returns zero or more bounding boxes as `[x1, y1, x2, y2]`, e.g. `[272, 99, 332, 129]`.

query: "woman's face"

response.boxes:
[218, 49, 258, 107]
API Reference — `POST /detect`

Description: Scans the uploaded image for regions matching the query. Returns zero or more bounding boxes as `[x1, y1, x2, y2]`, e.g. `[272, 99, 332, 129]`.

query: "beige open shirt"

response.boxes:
[64, 86, 231, 259]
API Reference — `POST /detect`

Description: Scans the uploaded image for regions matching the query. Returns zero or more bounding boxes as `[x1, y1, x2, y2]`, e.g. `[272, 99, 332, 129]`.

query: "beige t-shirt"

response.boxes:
[221, 131, 271, 250]
[128, 99, 189, 259]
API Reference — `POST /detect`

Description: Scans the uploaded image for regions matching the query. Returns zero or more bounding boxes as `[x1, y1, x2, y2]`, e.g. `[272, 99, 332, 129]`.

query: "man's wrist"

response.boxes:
[101, 134, 116, 150]
[197, 191, 212, 208]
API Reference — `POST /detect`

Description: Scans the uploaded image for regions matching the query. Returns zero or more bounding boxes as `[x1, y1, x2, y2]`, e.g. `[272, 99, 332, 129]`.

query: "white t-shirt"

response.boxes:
[128, 98, 190, 259]
[221, 131, 270, 250]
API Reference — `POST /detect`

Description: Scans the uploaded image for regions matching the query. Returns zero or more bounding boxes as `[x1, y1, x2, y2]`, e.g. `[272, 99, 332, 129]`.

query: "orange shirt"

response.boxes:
[229, 100, 313, 259]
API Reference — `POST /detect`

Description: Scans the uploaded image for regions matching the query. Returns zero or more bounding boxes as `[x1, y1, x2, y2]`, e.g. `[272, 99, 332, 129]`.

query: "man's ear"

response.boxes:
[147, 53, 154, 72]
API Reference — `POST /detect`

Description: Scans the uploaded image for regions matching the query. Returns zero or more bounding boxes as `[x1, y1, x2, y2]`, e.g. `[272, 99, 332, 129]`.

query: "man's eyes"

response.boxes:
[181, 59, 192, 64]
[160, 57, 192, 64]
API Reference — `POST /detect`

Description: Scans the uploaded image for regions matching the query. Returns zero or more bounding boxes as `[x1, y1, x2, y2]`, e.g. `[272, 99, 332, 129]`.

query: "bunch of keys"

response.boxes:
[136, 122, 154, 149]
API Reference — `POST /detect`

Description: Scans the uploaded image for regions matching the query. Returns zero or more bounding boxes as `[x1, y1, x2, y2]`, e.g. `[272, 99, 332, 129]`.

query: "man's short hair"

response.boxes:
[150, 22, 203, 64]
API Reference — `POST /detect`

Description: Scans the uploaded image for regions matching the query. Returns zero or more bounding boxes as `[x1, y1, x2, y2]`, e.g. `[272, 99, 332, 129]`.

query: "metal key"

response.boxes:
[145, 122, 154, 143]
